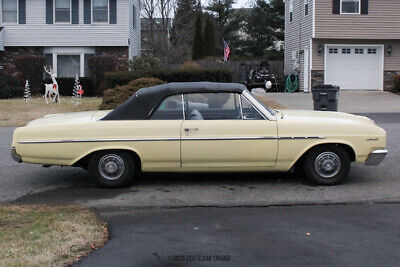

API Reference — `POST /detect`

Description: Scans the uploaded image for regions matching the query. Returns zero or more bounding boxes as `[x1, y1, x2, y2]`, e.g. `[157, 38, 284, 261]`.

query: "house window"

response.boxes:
[368, 48, 377, 54]
[57, 55, 80, 77]
[341, 0, 360, 14]
[92, 0, 109, 23]
[289, 0, 293, 22]
[2, 0, 18, 23]
[329, 48, 338, 54]
[304, 0, 309, 16]
[55, 0, 71, 23]
[342, 48, 351, 54]
[355, 48, 364, 54]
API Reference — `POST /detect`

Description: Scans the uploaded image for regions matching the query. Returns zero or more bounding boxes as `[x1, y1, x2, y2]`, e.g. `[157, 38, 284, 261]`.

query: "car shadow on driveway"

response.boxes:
[12, 164, 391, 209]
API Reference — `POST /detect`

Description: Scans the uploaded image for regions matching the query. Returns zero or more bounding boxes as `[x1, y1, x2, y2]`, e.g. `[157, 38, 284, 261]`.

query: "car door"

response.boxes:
[180, 93, 278, 169]
[140, 94, 184, 171]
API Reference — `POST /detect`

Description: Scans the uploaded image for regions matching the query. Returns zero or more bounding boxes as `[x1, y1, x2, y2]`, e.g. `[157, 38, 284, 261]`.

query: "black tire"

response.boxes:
[304, 145, 351, 185]
[88, 150, 136, 188]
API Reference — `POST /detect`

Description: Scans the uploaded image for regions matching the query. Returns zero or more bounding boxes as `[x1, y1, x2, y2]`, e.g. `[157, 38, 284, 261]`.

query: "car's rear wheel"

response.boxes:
[304, 145, 351, 185]
[88, 150, 136, 188]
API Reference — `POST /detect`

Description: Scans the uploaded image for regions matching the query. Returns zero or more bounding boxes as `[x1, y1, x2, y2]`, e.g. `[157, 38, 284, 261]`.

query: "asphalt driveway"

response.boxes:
[76, 204, 400, 266]
[1, 112, 399, 207]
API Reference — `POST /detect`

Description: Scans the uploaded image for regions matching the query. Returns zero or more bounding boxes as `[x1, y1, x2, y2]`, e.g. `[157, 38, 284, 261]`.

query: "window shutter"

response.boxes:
[18, 0, 26, 24]
[361, 0, 369, 14]
[132, 5, 135, 29]
[84, 0, 91, 24]
[46, 0, 53, 24]
[72, 0, 79, 24]
[110, 0, 117, 24]
[332, 0, 340, 14]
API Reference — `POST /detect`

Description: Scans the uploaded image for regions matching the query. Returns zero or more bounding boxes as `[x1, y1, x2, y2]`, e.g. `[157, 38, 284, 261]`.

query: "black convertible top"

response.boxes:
[102, 82, 247, 120]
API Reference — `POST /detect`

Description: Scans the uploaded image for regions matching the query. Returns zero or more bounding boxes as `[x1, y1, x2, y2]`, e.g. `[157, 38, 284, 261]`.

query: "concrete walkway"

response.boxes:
[254, 89, 400, 113]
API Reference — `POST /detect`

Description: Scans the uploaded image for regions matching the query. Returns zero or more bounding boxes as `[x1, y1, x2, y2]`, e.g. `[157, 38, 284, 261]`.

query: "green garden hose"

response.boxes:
[285, 74, 298, 93]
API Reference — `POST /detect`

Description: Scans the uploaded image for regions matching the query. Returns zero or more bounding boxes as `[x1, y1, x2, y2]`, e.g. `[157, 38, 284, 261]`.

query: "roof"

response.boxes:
[102, 82, 247, 120]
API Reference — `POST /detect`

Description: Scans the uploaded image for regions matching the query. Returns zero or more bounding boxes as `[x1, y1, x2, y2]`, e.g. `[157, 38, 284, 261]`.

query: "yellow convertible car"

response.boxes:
[11, 82, 387, 187]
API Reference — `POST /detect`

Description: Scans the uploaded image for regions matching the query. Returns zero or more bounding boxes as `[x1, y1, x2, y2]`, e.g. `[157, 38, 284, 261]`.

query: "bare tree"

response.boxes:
[141, 0, 177, 63]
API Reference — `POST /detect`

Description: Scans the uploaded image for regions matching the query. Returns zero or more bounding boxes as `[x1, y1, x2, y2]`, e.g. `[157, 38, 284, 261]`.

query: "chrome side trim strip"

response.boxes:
[19, 136, 325, 144]
[18, 138, 181, 144]
[182, 136, 278, 141]
[278, 136, 326, 140]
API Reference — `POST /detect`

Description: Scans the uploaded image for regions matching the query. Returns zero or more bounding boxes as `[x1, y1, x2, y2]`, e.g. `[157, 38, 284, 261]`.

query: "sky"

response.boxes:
[201, 0, 252, 9]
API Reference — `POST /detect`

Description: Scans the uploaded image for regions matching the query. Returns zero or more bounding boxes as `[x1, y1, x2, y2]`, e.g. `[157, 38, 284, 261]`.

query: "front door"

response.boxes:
[180, 93, 278, 169]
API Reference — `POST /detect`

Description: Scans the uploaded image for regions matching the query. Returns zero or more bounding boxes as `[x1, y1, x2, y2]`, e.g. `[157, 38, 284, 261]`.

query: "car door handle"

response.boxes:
[184, 128, 198, 132]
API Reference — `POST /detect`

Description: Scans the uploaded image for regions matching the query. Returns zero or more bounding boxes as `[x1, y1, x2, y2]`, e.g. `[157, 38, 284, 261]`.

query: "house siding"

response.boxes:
[284, 0, 314, 92]
[315, 0, 400, 39]
[1, 0, 131, 47]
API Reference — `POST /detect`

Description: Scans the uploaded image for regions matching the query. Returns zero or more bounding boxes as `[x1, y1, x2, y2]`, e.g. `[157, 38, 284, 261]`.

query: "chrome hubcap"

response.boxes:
[314, 152, 341, 179]
[98, 154, 125, 180]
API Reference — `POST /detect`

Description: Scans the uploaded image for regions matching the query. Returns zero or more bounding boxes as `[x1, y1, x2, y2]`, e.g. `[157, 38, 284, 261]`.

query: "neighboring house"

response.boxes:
[0, 0, 140, 78]
[141, 18, 172, 53]
[285, 0, 399, 92]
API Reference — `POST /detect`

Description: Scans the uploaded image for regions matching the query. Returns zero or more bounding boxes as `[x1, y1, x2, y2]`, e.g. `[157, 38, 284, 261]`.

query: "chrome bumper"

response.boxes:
[365, 149, 388, 165]
[10, 147, 22, 163]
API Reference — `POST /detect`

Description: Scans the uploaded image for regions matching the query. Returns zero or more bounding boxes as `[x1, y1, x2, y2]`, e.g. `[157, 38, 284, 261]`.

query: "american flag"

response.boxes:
[223, 39, 231, 62]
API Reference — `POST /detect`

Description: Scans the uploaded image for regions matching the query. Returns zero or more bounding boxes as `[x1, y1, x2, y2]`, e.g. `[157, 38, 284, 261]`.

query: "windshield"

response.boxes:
[243, 90, 276, 116]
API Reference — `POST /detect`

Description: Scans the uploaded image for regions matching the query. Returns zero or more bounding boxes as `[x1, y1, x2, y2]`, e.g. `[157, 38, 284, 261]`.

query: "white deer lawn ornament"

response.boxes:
[43, 66, 61, 104]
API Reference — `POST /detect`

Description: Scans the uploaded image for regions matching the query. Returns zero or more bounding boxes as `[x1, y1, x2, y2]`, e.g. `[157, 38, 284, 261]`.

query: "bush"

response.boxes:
[88, 55, 117, 95]
[14, 55, 45, 94]
[100, 77, 165, 110]
[103, 67, 233, 89]
[128, 54, 161, 72]
[0, 72, 24, 99]
[43, 77, 95, 96]
[392, 73, 400, 93]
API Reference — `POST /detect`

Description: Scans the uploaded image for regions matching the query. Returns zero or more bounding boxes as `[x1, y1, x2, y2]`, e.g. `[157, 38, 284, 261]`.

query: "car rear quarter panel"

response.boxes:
[13, 120, 183, 170]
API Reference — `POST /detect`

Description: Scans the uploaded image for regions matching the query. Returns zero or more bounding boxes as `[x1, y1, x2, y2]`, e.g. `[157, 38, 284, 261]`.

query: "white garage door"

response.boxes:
[325, 45, 383, 90]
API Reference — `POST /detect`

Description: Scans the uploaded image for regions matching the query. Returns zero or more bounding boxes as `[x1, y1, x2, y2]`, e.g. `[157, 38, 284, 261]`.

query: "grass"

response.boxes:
[0, 205, 108, 266]
[0, 97, 101, 127]
[252, 91, 287, 110]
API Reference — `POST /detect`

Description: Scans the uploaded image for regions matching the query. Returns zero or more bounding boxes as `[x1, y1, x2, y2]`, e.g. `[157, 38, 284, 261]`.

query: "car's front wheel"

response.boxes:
[304, 145, 351, 185]
[88, 150, 136, 188]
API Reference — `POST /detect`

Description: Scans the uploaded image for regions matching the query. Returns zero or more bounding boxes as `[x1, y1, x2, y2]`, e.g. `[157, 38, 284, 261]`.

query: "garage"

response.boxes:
[324, 45, 384, 90]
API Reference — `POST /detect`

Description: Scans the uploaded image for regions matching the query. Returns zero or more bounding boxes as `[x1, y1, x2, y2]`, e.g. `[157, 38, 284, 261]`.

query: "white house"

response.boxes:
[0, 0, 140, 77]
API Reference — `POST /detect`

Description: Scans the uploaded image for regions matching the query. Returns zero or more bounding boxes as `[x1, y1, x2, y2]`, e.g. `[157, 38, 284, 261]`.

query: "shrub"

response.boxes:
[392, 73, 400, 93]
[0, 72, 24, 99]
[88, 55, 117, 95]
[128, 54, 161, 72]
[43, 77, 95, 96]
[14, 55, 45, 94]
[100, 77, 165, 110]
[103, 67, 233, 89]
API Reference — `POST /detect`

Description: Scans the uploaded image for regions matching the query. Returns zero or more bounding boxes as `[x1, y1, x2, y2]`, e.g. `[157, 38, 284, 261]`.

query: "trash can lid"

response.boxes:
[312, 84, 339, 90]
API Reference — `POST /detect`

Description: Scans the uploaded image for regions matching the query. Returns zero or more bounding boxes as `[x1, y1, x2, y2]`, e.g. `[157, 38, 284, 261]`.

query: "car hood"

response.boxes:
[280, 109, 375, 125]
[26, 110, 111, 127]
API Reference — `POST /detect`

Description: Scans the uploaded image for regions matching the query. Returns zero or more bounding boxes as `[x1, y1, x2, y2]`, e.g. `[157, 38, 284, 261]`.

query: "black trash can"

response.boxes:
[311, 84, 340, 111]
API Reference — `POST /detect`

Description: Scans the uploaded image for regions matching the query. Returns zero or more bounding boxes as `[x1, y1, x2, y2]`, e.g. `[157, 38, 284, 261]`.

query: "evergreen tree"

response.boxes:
[170, 0, 198, 62]
[203, 17, 217, 57]
[192, 13, 204, 60]
[206, 0, 236, 32]
[242, 0, 284, 58]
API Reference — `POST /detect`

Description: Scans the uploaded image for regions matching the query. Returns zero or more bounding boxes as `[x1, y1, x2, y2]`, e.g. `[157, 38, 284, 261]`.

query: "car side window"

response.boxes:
[184, 93, 241, 120]
[151, 95, 184, 120]
[241, 95, 264, 120]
